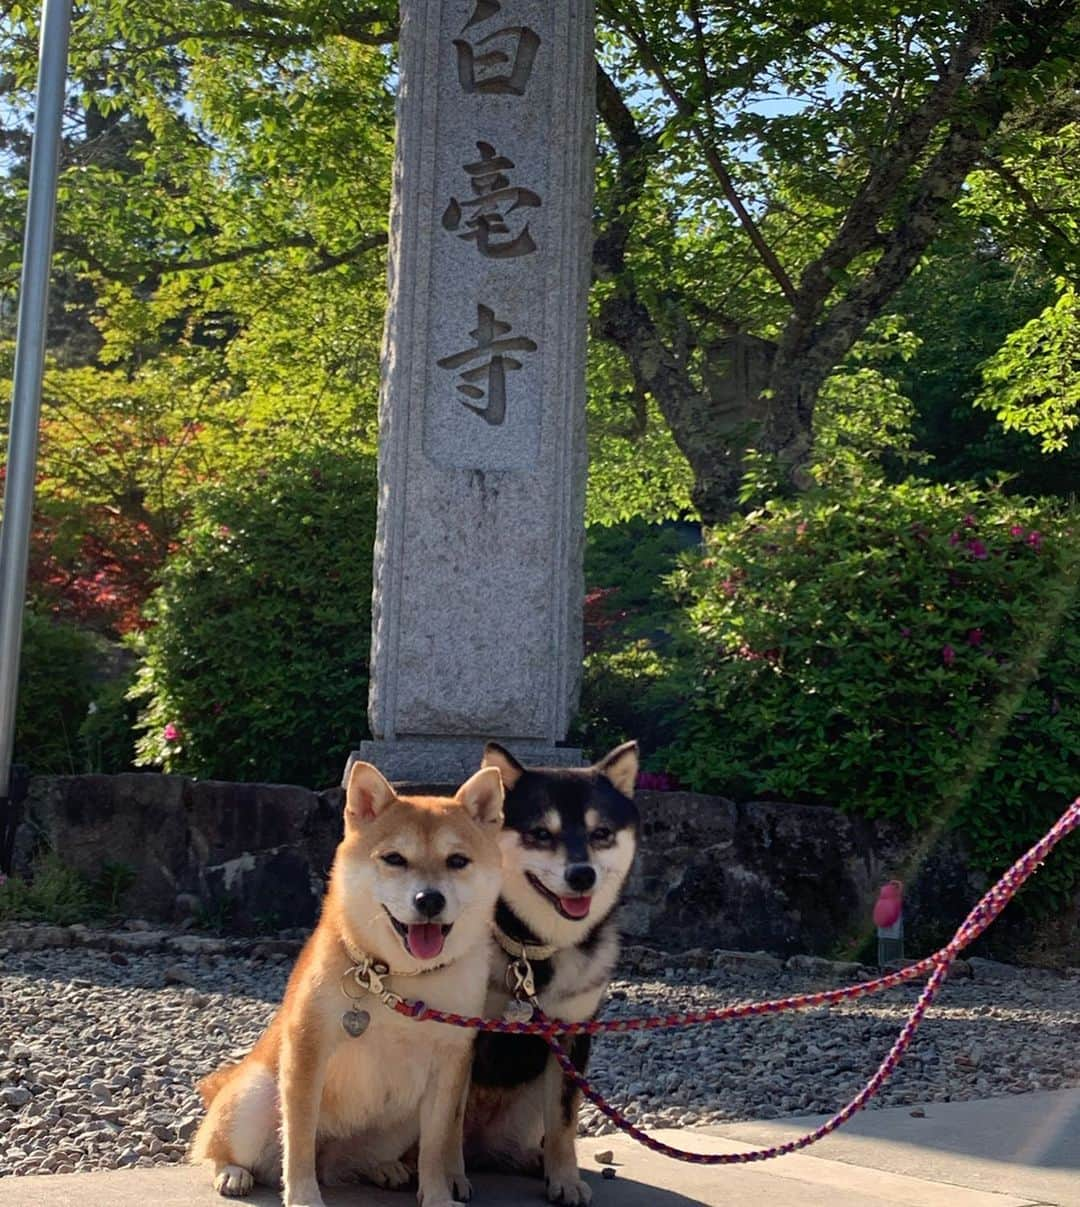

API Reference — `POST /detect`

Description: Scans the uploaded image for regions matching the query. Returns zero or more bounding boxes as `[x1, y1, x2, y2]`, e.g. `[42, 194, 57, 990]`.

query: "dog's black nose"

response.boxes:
[414, 889, 446, 919]
[564, 863, 596, 893]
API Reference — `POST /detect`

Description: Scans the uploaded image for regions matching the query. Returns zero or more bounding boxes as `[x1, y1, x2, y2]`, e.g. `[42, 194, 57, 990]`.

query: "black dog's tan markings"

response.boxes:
[466, 740, 639, 1206]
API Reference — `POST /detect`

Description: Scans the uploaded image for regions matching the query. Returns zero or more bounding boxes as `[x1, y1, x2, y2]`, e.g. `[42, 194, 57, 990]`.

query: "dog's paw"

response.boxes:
[213, 1165, 253, 1198]
[282, 1188, 326, 1207]
[545, 1171, 592, 1206]
[450, 1171, 473, 1201]
[369, 1158, 412, 1189]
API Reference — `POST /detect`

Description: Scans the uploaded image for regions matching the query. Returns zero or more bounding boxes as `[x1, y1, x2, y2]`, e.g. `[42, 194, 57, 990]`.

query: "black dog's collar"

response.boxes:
[492, 924, 558, 962]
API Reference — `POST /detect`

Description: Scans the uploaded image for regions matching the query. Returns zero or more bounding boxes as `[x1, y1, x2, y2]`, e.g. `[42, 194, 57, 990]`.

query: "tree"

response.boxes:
[592, 0, 1080, 518]
[1, 1, 395, 630]
[3, 1, 1079, 538]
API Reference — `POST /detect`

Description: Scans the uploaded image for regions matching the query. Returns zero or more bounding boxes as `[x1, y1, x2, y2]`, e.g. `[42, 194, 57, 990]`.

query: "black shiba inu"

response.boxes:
[465, 740, 639, 1206]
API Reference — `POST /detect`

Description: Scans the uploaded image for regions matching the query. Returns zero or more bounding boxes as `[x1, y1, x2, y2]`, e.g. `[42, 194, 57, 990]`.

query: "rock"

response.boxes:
[250, 940, 303, 961]
[967, 957, 1024, 981]
[1, 1087, 31, 1108]
[167, 935, 227, 958]
[109, 931, 170, 954]
[909, 1107, 926, 1118]
[594, 1150, 614, 1165]
[602, 1167, 616, 1180]
[163, 965, 198, 988]
[110, 952, 130, 966]
[784, 955, 864, 979]
[712, 949, 783, 973]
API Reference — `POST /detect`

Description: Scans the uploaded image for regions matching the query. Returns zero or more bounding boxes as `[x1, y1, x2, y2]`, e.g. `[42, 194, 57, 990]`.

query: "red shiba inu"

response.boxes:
[191, 761, 504, 1207]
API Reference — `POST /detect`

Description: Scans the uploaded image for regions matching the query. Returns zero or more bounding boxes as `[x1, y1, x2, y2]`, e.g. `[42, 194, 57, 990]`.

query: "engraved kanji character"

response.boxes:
[436, 303, 537, 426]
[441, 140, 541, 258]
[454, 1, 540, 96]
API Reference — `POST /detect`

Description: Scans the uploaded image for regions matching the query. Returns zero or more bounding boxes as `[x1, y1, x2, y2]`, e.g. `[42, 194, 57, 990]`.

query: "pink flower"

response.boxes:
[636, 770, 681, 791]
[163, 723, 180, 742]
[963, 514, 976, 528]
[941, 645, 956, 666]
[948, 532, 961, 546]
[1027, 530, 1043, 550]
[967, 628, 984, 646]
[966, 539, 988, 560]
[1010, 525, 1025, 539]
[218, 525, 231, 537]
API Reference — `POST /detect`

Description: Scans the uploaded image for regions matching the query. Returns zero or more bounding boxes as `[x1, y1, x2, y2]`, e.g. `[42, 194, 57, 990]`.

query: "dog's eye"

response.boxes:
[590, 827, 613, 844]
[446, 853, 471, 870]
[529, 827, 553, 845]
[381, 852, 407, 867]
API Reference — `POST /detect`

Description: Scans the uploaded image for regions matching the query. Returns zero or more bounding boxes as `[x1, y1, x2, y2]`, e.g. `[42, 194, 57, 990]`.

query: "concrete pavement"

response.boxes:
[2, 1091, 1076, 1206]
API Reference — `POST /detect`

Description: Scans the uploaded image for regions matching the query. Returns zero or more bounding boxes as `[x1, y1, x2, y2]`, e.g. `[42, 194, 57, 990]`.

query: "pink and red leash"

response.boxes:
[392, 797, 1080, 1165]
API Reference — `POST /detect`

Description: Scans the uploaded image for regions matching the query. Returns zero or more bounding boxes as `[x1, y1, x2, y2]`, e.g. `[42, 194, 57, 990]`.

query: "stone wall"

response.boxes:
[15, 774, 1077, 964]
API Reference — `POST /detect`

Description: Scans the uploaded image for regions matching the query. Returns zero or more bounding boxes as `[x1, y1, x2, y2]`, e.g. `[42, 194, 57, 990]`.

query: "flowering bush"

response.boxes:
[132, 452, 376, 787]
[663, 477, 1080, 904]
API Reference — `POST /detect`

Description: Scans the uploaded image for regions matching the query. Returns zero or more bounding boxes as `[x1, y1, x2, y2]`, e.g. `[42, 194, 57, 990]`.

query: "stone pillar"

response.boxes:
[357, 0, 594, 783]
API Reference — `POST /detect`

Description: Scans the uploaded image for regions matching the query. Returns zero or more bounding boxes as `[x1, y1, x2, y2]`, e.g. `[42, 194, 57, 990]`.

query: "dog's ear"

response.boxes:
[481, 740, 525, 790]
[345, 761, 396, 829]
[456, 766, 505, 828]
[594, 740, 639, 798]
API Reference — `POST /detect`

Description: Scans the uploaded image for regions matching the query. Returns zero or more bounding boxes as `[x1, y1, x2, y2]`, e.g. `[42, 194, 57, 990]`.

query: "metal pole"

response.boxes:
[0, 0, 73, 802]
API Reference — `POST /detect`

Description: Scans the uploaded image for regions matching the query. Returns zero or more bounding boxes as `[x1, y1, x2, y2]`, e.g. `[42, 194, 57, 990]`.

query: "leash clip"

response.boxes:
[507, 954, 536, 1000]
[343, 956, 404, 1010]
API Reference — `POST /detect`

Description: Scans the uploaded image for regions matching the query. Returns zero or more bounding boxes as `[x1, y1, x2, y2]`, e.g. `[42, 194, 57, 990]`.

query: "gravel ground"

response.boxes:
[0, 943, 1078, 1178]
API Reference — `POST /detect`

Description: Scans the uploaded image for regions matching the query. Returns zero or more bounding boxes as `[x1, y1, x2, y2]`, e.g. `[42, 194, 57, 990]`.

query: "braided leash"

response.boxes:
[390, 797, 1080, 1165]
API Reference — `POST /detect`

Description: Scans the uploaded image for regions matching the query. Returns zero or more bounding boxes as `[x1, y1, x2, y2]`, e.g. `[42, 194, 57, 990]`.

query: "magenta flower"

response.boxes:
[1027, 530, 1043, 550]
[163, 723, 180, 742]
[900, 626, 912, 638]
[966, 539, 988, 560]
[218, 524, 231, 537]
[941, 645, 956, 666]
[636, 770, 681, 791]
[1010, 525, 1025, 539]
[963, 514, 976, 528]
[948, 532, 961, 546]
[967, 628, 984, 646]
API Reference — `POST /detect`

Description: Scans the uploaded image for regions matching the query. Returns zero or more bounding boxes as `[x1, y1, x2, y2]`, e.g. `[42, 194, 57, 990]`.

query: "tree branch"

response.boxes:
[788, 0, 1010, 329]
[602, 1, 797, 304]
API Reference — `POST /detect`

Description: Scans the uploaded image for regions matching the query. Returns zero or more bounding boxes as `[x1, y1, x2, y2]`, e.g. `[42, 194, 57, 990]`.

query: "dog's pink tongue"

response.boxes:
[560, 896, 592, 919]
[407, 923, 445, 960]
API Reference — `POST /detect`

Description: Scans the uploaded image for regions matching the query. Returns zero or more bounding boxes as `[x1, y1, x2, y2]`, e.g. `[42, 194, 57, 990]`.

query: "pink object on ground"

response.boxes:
[873, 879, 903, 928]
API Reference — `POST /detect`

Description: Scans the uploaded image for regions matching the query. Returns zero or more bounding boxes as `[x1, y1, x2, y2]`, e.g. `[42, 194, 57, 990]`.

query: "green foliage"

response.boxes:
[576, 640, 686, 765]
[975, 284, 1080, 456]
[812, 317, 928, 484]
[132, 451, 377, 787]
[574, 521, 696, 755]
[664, 477, 1080, 904]
[585, 304, 694, 526]
[0, 855, 138, 924]
[79, 674, 139, 774]
[15, 612, 98, 775]
[0, 855, 92, 926]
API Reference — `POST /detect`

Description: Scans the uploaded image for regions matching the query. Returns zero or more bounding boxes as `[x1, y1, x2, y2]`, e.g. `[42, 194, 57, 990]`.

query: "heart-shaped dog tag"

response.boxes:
[341, 1008, 371, 1037]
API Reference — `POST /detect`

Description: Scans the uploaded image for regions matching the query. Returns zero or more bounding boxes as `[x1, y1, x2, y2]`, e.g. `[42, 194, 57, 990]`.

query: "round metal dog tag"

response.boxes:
[503, 1000, 534, 1024]
[341, 1008, 371, 1037]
